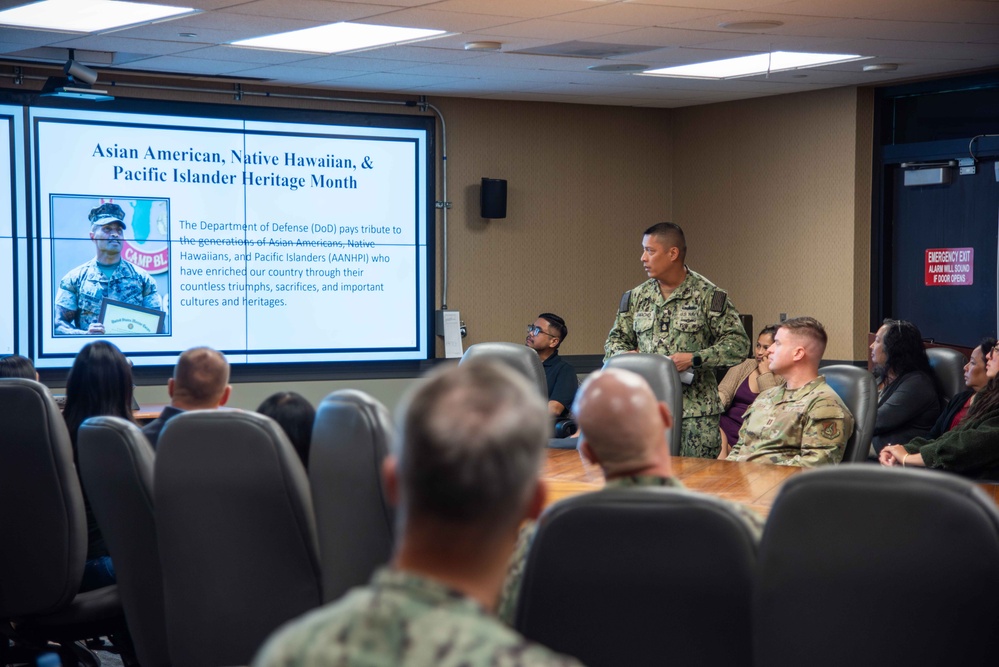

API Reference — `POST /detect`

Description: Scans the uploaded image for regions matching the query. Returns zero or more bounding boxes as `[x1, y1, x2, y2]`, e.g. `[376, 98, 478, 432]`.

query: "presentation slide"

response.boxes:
[29, 105, 431, 368]
[0, 110, 16, 357]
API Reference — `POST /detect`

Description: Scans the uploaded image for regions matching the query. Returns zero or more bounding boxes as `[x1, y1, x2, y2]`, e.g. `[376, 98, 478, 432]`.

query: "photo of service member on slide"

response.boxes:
[52, 195, 171, 336]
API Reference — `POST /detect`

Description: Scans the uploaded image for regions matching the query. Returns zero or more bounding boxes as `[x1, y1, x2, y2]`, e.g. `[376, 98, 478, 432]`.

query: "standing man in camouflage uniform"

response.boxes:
[727, 317, 854, 467]
[253, 360, 582, 667]
[54, 202, 161, 335]
[604, 222, 750, 458]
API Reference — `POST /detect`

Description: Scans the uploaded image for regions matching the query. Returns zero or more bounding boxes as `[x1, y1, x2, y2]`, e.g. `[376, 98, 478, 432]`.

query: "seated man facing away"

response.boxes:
[525, 312, 578, 419]
[141, 346, 231, 448]
[0, 354, 37, 379]
[253, 360, 582, 667]
[498, 367, 764, 624]
[726, 317, 853, 467]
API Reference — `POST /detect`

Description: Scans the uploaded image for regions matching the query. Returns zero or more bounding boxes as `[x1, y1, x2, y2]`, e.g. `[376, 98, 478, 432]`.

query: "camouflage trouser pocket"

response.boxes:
[680, 415, 721, 459]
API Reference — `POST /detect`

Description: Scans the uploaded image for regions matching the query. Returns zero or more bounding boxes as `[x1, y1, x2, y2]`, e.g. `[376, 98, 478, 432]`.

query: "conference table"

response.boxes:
[542, 448, 999, 516]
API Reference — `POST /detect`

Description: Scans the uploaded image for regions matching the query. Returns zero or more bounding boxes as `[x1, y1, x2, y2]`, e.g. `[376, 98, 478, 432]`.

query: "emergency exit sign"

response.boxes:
[925, 247, 973, 286]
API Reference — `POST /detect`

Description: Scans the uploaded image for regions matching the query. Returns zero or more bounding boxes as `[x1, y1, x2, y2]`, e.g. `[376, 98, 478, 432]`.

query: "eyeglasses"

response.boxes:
[527, 324, 556, 338]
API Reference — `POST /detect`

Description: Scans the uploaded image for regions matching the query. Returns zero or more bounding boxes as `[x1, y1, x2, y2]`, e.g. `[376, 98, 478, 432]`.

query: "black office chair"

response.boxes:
[755, 466, 999, 667]
[926, 346, 967, 404]
[515, 488, 757, 667]
[78, 416, 171, 667]
[461, 342, 547, 397]
[821, 364, 878, 463]
[460, 342, 577, 437]
[0, 378, 128, 667]
[310, 389, 395, 603]
[603, 354, 684, 456]
[154, 410, 322, 667]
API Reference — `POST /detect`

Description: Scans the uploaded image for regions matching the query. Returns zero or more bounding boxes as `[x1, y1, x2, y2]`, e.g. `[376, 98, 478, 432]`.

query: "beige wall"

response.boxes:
[20, 69, 874, 408]
[672, 86, 873, 361]
[427, 97, 673, 357]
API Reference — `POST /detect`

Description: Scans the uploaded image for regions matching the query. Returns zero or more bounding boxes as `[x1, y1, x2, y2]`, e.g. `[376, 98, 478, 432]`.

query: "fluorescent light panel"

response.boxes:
[643, 51, 868, 79]
[232, 22, 447, 55]
[0, 0, 197, 33]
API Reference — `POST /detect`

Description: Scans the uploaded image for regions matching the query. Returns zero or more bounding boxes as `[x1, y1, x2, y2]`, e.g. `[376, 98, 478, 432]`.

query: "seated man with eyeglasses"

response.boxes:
[525, 313, 578, 419]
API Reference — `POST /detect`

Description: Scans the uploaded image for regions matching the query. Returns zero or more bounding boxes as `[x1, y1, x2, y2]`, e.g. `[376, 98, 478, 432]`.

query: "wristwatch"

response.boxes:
[692, 353, 702, 368]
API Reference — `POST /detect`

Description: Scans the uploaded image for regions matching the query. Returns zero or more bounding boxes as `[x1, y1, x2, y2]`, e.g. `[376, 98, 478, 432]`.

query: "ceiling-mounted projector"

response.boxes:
[40, 57, 113, 102]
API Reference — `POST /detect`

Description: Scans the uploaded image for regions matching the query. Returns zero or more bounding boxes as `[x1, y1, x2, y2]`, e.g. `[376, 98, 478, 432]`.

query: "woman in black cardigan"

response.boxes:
[869, 319, 943, 454]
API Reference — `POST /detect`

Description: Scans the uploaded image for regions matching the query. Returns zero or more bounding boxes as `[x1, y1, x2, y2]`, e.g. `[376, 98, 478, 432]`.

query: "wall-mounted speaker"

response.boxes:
[480, 178, 507, 219]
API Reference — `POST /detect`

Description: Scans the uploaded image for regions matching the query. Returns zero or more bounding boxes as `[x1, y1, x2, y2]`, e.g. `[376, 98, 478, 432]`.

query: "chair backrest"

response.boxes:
[820, 365, 877, 463]
[310, 389, 395, 603]
[926, 346, 967, 403]
[739, 313, 753, 355]
[154, 410, 322, 667]
[602, 354, 683, 456]
[516, 488, 756, 667]
[78, 416, 170, 667]
[460, 342, 547, 400]
[0, 378, 87, 618]
[756, 466, 999, 667]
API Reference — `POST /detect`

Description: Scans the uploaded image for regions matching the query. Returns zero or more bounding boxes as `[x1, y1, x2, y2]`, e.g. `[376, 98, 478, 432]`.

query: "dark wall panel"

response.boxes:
[889, 164, 998, 345]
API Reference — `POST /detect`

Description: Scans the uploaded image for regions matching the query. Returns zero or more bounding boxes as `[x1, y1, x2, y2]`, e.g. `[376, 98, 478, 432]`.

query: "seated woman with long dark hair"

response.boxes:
[926, 337, 996, 439]
[62, 340, 136, 591]
[869, 319, 942, 453]
[880, 340, 999, 480]
[257, 391, 315, 468]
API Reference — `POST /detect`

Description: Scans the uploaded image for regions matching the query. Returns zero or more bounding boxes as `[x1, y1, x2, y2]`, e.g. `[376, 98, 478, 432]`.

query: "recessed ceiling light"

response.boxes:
[863, 63, 899, 72]
[641, 51, 869, 80]
[232, 22, 448, 55]
[0, 0, 198, 33]
[588, 63, 648, 72]
[464, 41, 502, 52]
[718, 20, 784, 30]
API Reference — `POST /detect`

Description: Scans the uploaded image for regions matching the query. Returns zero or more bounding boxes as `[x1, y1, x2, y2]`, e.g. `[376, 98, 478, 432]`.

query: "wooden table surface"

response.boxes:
[543, 448, 999, 516]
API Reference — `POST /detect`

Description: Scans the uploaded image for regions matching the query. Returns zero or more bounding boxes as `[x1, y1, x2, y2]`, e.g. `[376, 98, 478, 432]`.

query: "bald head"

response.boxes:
[573, 368, 673, 478]
[170, 346, 231, 409]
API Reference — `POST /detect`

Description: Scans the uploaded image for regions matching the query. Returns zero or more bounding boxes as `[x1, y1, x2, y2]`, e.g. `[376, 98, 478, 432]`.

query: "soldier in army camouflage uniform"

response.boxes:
[727, 317, 854, 467]
[605, 222, 750, 458]
[254, 360, 581, 667]
[498, 368, 764, 625]
[55, 202, 161, 335]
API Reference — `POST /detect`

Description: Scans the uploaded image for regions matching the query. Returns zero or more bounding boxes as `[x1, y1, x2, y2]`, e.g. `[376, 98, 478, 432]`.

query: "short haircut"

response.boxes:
[573, 368, 663, 475]
[979, 337, 997, 359]
[172, 346, 230, 405]
[643, 222, 686, 261]
[0, 354, 36, 379]
[778, 316, 828, 357]
[257, 392, 315, 468]
[395, 359, 548, 529]
[538, 312, 567, 349]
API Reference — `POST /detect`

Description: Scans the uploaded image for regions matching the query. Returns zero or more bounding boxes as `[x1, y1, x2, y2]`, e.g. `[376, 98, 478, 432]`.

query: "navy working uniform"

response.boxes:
[604, 269, 750, 458]
[253, 568, 582, 667]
